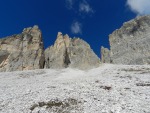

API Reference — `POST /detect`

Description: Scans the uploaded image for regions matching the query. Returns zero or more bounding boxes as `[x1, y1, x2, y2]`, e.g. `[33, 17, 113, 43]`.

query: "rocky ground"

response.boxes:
[0, 64, 150, 113]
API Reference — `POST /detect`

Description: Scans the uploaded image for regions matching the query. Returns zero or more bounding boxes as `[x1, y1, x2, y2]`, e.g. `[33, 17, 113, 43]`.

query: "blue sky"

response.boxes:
[0, 0, 149, 57]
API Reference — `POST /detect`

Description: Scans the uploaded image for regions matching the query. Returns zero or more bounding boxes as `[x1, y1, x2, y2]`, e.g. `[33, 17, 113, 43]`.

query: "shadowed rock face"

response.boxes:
[44, 32, 100, 69]
[0, 25, 45, 72]
[101, 15, 150, 65]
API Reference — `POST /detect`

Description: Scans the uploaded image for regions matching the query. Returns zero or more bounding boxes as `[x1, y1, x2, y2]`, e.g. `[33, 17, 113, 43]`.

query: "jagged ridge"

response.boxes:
[0, 29, 100, 72]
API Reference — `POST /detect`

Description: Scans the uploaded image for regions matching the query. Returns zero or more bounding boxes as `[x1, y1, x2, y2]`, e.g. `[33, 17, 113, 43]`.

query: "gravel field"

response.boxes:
[0, 64, 150, 113]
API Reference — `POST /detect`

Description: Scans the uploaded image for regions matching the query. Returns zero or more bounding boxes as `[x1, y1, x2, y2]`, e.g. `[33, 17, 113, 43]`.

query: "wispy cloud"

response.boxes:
[126, 0, 150, 15]
[65, 0, 94, 34]
[71, 21, 82, 34]
[79, 0, 94, 14]
[65, 0, 94, 14]
[65, 0, 75, 9]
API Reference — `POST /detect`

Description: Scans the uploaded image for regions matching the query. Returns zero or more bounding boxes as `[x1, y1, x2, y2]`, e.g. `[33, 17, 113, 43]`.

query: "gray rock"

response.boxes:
[0, 27, 100, 72]
[44, 32, 70, 69]
[108, 15, 150, 65]
[101, 46, 110, 63]
[0, 51, 9, 65]
[0, 25, 45, 72]
[44, 32, 100, 69]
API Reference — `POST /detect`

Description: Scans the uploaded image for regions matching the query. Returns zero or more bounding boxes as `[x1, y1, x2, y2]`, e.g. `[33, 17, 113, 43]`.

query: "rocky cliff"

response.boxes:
[102, 15, 150, 65]
[44, 32, 100, 69]
[1, 15, 149, 72]
[0, 29, 100, 72]
[0, 25, 45, 72]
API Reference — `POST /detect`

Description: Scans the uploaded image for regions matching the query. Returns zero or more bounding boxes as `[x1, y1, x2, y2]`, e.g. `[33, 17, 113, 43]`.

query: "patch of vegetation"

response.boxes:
[121, 67, 150, 75]
[30, 98, 82, 113]
[139, 71, 150, 74]
[122, 68, 142, 72]
[100, 86, 112, 90]
[136, 83, 150, 86]
[121, 67, 150, 72]
[119, 75, 132, 79]
[18, 70, 46, 78]
[95, 80, 100, 83]
[124, 87, 130, 90]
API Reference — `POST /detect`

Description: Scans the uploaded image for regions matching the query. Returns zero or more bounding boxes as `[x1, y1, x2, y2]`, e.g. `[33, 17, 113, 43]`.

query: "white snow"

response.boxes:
[0, 64, 150, 113]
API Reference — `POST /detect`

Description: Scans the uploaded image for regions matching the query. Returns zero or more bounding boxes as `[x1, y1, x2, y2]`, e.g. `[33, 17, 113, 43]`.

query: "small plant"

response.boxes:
[95, 80, 100, 83]
[124, 87, 130, 90]
[100, 86, 112, 90]
[136, 83, 150, 86]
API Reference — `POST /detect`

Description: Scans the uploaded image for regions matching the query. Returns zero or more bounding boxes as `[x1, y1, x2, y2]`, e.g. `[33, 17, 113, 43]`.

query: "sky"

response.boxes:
[0, 0, 149, 57]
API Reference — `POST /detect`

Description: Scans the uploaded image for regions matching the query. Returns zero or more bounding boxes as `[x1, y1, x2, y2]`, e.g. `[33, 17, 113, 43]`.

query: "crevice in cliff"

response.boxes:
[64, 49, 71, 68]
[41, 60, 45, 69]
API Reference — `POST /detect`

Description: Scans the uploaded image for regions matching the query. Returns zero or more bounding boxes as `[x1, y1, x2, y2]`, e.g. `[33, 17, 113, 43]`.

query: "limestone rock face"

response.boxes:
[44, 32, 70, 69]
[109, 15, 150, 65]
[0, 25, 45, 72]
[44, 32, 100, 69]
[101, 46, 110, 63]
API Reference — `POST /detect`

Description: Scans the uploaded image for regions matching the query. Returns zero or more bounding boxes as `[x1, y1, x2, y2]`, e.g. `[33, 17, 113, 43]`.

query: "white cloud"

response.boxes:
[79, 0, 93, 14]
[127, 0, 150, 15]
[66, 0, 75, 9]
[71, 21, 82, 34]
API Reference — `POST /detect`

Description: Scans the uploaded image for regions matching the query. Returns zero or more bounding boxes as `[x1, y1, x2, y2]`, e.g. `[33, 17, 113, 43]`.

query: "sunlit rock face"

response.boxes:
[0, 25, 45, 72]
[102, 16, 150, 65]
[44, 32, 100, 69]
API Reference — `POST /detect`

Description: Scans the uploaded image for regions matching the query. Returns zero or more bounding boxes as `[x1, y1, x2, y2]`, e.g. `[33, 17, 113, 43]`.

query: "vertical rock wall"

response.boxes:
[44, 32, 100, 69]
[0, 25, 45, 72]
[109, 16, 150, 65]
